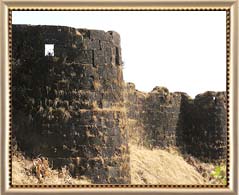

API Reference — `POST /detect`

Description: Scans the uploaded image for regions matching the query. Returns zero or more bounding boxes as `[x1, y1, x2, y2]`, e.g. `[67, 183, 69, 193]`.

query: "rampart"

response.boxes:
[12, 25, 130, 184]
[12, 25, 227, 185]
[177, 91, 227, 162]
[124, 83, 227, 162]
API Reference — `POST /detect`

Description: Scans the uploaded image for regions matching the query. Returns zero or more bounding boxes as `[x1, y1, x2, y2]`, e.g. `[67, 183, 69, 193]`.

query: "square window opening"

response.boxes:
[45, 44, 54, 56]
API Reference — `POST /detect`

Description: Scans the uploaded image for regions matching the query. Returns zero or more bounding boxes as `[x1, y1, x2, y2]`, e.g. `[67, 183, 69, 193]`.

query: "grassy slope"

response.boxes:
[12, 144, 219, 185]
[12, 153, 91, 185]
[130, 144, 206, 185]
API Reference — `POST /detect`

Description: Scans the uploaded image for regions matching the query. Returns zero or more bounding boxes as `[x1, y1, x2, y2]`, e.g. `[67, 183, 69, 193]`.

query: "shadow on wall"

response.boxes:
[124, 83, 227, 163]
[176, 91, 227, 162]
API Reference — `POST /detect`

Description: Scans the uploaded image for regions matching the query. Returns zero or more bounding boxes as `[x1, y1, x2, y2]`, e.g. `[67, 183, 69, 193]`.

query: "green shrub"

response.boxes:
[210, 164, 227, 185]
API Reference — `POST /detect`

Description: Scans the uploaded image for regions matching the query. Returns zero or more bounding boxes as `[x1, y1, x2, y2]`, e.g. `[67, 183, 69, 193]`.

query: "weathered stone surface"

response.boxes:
[12, 24, 227, 187]
[12, 24, 130, 184]
[124, 85, 182, 148]
[124, 84, 227, 162]
[177, 91, 227, 162]
[124, 83, 147, 145]
[143, 87, 182, 148]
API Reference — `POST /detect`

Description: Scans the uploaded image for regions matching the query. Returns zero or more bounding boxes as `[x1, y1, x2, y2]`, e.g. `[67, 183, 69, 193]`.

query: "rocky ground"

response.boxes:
[12, 144, 225, 185]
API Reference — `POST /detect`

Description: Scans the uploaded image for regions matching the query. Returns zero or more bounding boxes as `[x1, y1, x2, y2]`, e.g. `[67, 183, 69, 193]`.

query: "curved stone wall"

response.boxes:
[12, 25, 130, 184]
[12, 24, 227, 187]
[178, 91, 227, 162]
[124, 84, 227, 162]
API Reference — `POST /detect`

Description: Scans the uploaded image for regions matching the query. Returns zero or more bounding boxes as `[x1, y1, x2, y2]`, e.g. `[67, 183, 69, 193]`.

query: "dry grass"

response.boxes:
[92, 101, 99, 109]
[93, 80, 101, 89]
[12, 144, 220, 185]
[130, 144, 206, 185]
[12, 152, 91, 185]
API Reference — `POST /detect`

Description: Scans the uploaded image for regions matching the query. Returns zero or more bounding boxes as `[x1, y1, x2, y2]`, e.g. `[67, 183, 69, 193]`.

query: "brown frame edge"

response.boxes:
[1, 0, 238, 195]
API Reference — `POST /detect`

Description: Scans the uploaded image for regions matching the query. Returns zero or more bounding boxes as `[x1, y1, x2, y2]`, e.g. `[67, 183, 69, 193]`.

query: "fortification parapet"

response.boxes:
[12, 25, 130, 184]
[180, 91, 227, 161]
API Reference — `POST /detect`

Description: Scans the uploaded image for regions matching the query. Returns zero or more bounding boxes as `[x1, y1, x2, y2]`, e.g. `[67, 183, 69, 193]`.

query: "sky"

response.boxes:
[12, 11, 226, 98]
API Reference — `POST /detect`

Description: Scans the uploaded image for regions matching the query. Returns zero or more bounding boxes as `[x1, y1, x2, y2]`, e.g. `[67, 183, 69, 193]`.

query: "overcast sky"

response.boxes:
[12, 11, 226, 98]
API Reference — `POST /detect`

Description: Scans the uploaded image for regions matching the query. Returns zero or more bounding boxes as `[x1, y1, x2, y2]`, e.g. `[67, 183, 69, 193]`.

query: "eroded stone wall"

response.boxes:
[124, 83, 147, 145]
[12, 24, 227, 187]
[143, 87, 182, 148]
[124, 84, 227, 162]
[177, 92, 227, 162]
[12, 25, 130, 184]
[125, 86, 183, 148]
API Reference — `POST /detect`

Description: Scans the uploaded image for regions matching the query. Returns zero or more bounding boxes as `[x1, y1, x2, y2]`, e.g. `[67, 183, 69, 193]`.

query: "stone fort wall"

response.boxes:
[12, 25, 130, 184]
[12, 25, 227, 184]
[124, 83, 227, 162]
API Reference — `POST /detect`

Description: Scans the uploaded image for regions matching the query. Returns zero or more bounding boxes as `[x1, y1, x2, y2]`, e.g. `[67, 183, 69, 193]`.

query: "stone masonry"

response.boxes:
[176, 91, 227, 162]
[12, 25, 130, 184]
[12, 24, 227, 185]
[124, 85, 227, 162]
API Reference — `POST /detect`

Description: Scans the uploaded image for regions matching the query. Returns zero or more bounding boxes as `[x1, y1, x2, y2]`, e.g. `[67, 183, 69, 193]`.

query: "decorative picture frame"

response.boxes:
[0, 0, 238, 195]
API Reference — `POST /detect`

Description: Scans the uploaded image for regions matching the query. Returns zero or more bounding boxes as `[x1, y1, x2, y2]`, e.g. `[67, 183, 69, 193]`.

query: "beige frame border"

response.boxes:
[0, 0, 238, 194]
[7, 6, 231, 190]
